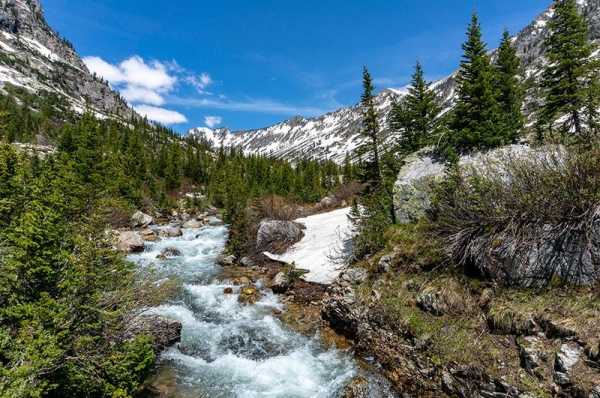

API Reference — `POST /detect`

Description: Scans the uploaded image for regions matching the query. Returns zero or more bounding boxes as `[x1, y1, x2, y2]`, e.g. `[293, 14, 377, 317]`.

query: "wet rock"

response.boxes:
[240, 257, 255, 267]
[207, 216, 223, 226]
[124, 315, 182, 354]
[271, 271, 292, 294]
[223, 287, 234, 295]
[256, 220, 304, 252]
[340, 374, 399, 398]
[238, 286, 261, 305]
[117, 231, 144, 253]
[554, 342, 583, 385]
[217, 254, 236, 266]
[157, 247, 182, 259]
[140, 228, 159, 242]
[132, 211, 154, 228]
[232, 276, 252, 286]
[160, 226, 183, 238]
[182, 219, 204, 229]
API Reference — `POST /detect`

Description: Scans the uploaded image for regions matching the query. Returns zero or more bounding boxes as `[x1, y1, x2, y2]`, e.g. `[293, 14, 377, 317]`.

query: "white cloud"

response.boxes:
[134, 105, 188, 125]
[122, 86, 165, 106]
[204, 116, 222, 128]
[119, 56, 176, 91]
[187, 72, 213, 92]
[84, 56, 125, 82]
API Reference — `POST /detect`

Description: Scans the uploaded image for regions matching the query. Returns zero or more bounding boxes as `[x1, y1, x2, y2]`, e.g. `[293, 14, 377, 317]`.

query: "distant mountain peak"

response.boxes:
[0, 0, 135, 119]
[189, 0, 600, 163]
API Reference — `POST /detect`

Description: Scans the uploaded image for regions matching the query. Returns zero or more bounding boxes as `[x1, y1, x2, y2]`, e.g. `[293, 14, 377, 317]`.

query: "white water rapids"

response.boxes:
[128, 225, 356, 398]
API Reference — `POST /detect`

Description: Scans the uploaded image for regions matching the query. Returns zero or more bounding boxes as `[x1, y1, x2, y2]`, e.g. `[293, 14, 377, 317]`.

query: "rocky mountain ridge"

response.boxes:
[0, 0, 134, 119]
[190, 0, 600, 163]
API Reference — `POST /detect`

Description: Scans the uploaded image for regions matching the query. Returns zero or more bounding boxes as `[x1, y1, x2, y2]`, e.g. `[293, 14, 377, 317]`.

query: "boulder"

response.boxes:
[318, 195, 337, 209]
[160, 226, 183, 238]
[554, 342, 584, 385]
[217, 254, 236, 266]
[140, 228, 159, 242]
[271, 271, 292, 294]
[232, 276, 252, 286]
[131, 211, 154, 228]
[238, 286, 261, 305]
[240, 257, 255, 267]
[256, 220, 304, 252]
[117, 231, 144, 253]
[182, 219, 203, 229]
[157, 247, 182, 260]
[393, 145, 539, 225]
[124, 315, 182, 354]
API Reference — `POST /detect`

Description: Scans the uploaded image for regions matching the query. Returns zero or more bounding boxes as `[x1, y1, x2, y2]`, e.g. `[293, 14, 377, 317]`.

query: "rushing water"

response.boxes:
[128, 225, 356, 398]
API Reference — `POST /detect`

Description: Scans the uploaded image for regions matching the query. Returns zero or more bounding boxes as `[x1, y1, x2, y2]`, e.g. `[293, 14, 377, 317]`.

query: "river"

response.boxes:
[128, 224, 356, 398]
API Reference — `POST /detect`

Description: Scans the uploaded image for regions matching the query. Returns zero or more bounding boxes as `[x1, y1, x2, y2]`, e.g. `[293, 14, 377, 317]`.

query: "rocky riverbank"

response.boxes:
[321, 256, 600, 397]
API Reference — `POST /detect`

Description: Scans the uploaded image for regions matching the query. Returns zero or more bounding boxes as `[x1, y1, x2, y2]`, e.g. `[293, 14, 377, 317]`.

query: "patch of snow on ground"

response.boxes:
[265, 207, 353, 285]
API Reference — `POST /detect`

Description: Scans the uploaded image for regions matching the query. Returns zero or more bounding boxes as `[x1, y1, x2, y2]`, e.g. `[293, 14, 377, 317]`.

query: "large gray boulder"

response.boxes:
[256, 220, 304, 252]
[131, 211, 154, 228]
[124, 315, 182, 354]
[117, 231, 144, 253]
[393, 145, 537, 224]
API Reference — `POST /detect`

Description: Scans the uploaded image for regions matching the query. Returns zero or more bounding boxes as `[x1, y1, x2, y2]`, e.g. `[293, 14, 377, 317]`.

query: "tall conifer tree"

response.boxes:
[495, 30, 524, 142]
[389, 61, 441, 155]
[539, 0, 592, 135]
[357, 67, 383, 191]
[450, 13, 503, 151]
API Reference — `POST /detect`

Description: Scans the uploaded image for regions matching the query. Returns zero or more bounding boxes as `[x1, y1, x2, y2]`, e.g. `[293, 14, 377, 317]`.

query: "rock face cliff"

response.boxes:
[0, 0, 134, 119]
[190, 0, 600, 163]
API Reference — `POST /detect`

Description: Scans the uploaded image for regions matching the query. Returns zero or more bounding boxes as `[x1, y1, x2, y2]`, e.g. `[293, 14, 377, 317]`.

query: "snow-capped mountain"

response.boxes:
[0, 0, 134, 119]
[190, 0, 600, 163]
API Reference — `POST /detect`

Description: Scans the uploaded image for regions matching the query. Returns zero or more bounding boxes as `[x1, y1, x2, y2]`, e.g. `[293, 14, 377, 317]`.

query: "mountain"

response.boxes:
[0, 0, 134, 119]
[189, 0, 600, 163]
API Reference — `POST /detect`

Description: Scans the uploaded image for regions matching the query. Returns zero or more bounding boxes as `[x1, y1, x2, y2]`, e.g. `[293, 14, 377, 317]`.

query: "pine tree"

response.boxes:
[450, 13, 503, 151]
[357, 67, 383, 190]
[495, 30, 524, 142]
[539, 0, 592, 136]
[389, 61, 441, 155]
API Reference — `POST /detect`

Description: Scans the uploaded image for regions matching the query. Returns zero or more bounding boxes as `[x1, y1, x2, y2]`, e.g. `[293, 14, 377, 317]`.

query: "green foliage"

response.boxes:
[538, 0, 594, 136]
[449, 14, 512, 151]
[495, 30, 525, 142]
[389, 62, 441, 155]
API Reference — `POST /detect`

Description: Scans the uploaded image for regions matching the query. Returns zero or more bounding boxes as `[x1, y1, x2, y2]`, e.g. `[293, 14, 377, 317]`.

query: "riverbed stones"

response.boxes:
[182, 219, 203, 229]
[271, 271, 292, 293]
[140, 228, 159, 242]
[117, 231, 144, 253]
[232, 276, 252, 286]
[160, 225, 183, 238]
[132, 211, 154, 228]
[217, 254, 236, 266]
[223, 287, 234, 295]
[240, 257, 255, 267]
[157, 247, 183, 260]
[238, 286, 261, 305]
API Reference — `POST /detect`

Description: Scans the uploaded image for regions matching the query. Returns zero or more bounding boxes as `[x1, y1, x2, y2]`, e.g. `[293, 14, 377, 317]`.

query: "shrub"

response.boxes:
[429, 144, 600, 286]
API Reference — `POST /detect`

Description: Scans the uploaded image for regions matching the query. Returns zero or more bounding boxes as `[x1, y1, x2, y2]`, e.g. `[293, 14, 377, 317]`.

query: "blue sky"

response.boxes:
[43, 0, 549, 133]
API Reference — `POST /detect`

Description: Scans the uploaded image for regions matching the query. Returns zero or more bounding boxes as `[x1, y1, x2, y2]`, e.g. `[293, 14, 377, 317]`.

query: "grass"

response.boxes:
[357, 256, 600, 395]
